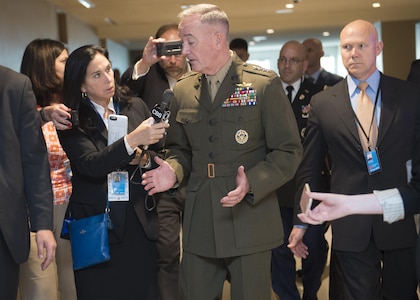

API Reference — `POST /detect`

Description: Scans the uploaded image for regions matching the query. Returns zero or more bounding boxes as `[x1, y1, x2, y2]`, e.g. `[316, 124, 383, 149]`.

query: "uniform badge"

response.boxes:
[301, 127, 306, 138]
[235, 129, 249, 144]
[301, 104, 311, 118]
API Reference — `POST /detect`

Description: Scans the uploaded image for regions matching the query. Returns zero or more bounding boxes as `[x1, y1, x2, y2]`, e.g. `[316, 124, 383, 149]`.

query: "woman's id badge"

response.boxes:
[364, 149, 382, 175]
[108, 171, 129, 201]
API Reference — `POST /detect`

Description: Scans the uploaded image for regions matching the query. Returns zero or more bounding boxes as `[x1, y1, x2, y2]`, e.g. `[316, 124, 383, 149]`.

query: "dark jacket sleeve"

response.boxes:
[19, 75, 54, 231]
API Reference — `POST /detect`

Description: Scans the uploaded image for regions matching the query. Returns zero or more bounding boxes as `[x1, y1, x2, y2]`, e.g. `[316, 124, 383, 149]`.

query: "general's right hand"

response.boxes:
[142, 156, 177, 195]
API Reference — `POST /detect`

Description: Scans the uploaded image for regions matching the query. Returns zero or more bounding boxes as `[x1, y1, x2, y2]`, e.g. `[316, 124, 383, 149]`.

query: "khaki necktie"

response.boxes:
[356, 82, 378, 152]
[208, 79, 220, 102]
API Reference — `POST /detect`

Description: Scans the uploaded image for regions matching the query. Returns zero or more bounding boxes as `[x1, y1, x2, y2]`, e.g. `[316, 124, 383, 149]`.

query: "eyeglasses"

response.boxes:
[278, 57, 305, 65]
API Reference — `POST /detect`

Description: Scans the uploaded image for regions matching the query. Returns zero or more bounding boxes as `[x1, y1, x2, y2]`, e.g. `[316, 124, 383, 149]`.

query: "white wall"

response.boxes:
[65, 13, 99, 53]
[0, 0, 57, 71]
[0, 0, 129, 73]
[105, 39, 130, 76]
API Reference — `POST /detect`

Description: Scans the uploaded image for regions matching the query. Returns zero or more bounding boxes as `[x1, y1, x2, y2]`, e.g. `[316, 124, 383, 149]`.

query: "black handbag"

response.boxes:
[69, 200, 113, 270]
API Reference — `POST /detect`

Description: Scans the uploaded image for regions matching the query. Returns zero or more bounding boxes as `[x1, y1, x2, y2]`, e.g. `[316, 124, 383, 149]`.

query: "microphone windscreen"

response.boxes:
[161, 89, 174, 111]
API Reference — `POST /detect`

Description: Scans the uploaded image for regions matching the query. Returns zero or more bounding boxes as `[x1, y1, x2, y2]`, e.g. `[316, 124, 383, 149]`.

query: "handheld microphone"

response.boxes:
[143, 89, 173, 150]
[150, 89, 172, 123]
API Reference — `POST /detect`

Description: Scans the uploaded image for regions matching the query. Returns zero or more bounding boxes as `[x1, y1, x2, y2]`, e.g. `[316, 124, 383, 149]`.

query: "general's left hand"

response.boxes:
[220, 166, 250, 207]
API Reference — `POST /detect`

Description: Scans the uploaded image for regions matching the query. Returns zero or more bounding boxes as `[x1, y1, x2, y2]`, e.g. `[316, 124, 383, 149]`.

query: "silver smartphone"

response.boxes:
[108, 115, 128, 145]
[299, 183, 313, 214]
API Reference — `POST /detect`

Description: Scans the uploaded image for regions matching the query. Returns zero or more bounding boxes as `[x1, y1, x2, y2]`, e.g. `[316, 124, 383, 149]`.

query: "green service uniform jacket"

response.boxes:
[166, 56, 302, 258]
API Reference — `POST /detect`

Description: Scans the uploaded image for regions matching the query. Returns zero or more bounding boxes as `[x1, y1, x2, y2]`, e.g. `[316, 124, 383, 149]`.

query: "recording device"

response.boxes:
[156, 40, 183, 57]
[69, 109, 79, 126]
[108, 115, 128, 146]
[143, 89, 173, 150]
[299, 183, 313, 214]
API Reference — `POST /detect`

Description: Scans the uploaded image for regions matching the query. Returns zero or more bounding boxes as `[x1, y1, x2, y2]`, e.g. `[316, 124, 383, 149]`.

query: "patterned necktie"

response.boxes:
[356, 82, 378, 152]
[286, 85, 294, 102]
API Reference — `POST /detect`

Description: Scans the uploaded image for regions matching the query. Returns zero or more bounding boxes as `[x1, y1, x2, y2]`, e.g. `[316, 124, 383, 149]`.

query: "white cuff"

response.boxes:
[132, 61, 150, 80]
[373, 188, 405, 224]
[123, 136, 136, 155]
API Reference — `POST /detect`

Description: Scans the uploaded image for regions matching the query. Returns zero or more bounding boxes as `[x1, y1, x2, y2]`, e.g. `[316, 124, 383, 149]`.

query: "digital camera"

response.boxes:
[156, 40, 183, 57]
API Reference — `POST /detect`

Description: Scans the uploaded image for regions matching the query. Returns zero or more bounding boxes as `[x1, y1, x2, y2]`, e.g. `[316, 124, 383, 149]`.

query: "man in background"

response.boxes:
[229, 37, 250, 62]
[303, 38, 343, 89]
[121, 23, 190, 300]
[271, 40, 325, 300]
[0, 65, 56, 299]
[121, 23, 190, 108]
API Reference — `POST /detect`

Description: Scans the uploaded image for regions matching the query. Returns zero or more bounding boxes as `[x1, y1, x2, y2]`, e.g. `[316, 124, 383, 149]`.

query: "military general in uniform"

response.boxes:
[141, 4, 302, 300]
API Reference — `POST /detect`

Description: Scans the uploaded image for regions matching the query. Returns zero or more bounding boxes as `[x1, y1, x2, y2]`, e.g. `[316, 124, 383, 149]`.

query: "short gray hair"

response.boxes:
[178, 4, 229, 35]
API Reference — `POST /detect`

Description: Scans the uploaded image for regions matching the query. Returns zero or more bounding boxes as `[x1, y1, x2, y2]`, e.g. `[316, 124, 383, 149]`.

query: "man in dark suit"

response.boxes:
[289, 20, 419, 300]
[121, 23, 190, 300]
[141, 4, 302, 300]
[0, 65, 56, 299]
[271, 40, 325, 300]
[121, 23, 189, 109]
[303, 38, 343, 89]
[229, 37, 250, 62]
